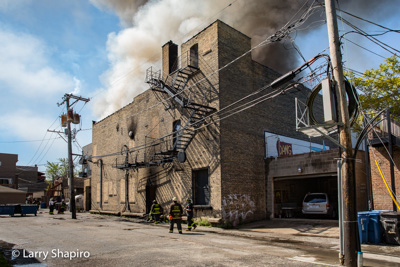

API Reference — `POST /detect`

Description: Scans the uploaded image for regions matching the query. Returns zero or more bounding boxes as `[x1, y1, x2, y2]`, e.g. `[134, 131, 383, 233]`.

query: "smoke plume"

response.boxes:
[91, 0, 397, 119]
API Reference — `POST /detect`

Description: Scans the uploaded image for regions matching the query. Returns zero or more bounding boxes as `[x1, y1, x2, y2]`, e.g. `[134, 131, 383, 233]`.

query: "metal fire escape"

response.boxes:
[145, 52, 216, 164]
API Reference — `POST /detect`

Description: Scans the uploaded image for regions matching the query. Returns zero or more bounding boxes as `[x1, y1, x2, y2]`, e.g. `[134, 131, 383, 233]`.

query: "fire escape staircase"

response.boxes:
[146, 64, 216, 163]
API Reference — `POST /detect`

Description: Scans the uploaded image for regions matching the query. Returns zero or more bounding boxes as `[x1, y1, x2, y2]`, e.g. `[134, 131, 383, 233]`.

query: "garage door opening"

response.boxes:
[273, 175, 338, 219]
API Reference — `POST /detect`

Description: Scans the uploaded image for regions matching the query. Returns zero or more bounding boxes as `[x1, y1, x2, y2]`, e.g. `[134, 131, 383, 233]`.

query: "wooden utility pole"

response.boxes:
[325, 0, 358, 266]
[58, 94, 90, 219]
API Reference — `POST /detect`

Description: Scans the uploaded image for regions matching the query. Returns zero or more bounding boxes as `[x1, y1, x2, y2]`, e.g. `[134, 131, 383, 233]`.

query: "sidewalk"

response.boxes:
[207, 218, 400, 262]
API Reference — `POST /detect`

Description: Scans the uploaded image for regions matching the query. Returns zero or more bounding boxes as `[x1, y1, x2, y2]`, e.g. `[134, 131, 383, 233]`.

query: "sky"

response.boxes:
[0, 0, 399, 174]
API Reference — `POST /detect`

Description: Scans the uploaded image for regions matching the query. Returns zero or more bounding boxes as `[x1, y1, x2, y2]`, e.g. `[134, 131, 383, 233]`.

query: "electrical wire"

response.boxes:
[342, 37, 386, 59]
[0, 137, 61, 144]
[339, 16, 400, 55]
[337, 8, 400, 34]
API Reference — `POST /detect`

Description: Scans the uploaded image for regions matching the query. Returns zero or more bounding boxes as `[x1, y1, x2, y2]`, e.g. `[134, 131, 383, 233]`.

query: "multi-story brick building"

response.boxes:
[368, 113, 400, 211]
[90, 20, 324, 224]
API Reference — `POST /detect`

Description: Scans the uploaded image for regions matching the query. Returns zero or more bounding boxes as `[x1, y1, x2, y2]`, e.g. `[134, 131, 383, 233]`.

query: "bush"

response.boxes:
[195, 218, 211, 227]
[217, 221, 235, 229]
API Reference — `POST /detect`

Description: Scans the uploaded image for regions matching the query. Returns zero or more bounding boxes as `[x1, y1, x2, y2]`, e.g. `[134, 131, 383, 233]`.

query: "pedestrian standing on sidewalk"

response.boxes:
[185, 199, 197, 231]
[169, 197, 183, 234]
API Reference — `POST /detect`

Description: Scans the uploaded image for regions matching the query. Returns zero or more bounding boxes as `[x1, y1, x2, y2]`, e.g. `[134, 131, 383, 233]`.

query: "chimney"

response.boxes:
[162, 41, 178, 79]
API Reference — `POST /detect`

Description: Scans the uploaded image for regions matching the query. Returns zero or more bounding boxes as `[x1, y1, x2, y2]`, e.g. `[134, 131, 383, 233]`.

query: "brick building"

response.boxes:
[90, 20, 323, 224]
[16, 165, 47, 194]
[368, 114, 400, 211]
[0, 153, 18, 188]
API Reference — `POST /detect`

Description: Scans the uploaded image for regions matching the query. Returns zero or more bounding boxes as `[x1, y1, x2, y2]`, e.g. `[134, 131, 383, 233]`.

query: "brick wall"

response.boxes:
[91, 20, 332, 225]
[370, 145, 400, 210]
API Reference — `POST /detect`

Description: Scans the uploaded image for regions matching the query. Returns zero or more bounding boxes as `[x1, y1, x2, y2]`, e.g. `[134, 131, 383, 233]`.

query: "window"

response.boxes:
[192, 169, 210, 206]
[0, 178, 11, 185]
[190, 44, 199, 68]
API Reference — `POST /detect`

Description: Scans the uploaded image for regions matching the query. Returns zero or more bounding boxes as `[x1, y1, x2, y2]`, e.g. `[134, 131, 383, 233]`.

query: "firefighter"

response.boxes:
[169, 197, 183, 234]
[149, 200, 163, 224]
[59, 200, 66, 214]
[185, 198, 197, 231]
[49, 198, 54, 215]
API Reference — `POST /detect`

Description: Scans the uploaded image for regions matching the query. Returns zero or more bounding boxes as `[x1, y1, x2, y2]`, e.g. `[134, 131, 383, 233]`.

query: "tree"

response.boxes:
[45, 158, 69, 181]
[348, 55, 400, 118]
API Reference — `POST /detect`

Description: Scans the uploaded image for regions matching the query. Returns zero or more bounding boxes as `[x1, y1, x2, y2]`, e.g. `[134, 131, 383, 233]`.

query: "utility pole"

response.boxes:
[325, 1, 358, 266]
[58, 94, 90, 219]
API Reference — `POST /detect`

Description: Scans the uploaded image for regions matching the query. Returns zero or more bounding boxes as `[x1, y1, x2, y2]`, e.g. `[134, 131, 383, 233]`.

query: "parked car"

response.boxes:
[302, 193, 337, 218]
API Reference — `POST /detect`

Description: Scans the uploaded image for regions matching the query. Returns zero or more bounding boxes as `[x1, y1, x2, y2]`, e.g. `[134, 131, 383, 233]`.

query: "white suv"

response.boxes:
[302, 193, 336, 218]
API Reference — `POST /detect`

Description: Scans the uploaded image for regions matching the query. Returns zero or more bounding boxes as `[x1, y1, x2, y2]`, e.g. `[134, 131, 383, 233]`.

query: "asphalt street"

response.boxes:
[0, 210, 399, 267]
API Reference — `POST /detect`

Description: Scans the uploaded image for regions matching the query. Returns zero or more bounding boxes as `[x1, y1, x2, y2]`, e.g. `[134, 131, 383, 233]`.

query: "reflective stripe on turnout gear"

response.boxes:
[152, 204, 161, 214]
[171, 204, 182, 219]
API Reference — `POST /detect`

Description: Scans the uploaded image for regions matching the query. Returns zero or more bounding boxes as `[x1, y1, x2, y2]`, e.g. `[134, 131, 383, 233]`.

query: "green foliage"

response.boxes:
[218, 220, 235, 229]
[45, 158, 69, 181]
[347, 55, 400, 118]
[195, 218, 212, 227]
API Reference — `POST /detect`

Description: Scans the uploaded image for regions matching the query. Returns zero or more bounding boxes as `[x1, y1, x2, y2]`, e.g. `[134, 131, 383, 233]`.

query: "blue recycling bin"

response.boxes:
[368, 210, 382, 244]
[41, 202, 46, 209]
[358, 211, 370, 244]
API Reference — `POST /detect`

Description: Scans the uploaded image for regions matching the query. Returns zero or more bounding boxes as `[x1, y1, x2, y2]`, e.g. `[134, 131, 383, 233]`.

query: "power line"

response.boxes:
[337, 7, 400, 34]
[342, 37, 386, 59]
[339, 15, 400, 55]
[0, 137, 62, 144]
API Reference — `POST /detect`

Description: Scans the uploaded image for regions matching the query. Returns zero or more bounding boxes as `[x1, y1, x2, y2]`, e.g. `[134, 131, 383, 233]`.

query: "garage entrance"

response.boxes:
[273, 173, 338, 218]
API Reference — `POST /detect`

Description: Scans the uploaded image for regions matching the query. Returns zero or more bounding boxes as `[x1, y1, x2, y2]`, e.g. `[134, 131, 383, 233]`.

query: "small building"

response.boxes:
[0, 185, 26, 204]
[16, 165, 47, 196]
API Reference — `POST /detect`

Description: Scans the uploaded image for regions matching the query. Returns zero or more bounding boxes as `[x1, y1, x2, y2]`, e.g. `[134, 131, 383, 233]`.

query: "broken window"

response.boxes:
[190, 44, 199, 68]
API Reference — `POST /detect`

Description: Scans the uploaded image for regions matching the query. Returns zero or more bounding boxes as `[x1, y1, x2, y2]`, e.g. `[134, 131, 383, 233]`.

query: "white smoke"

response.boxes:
[91, 0, 233, 119]
[91, 0, 396, 119]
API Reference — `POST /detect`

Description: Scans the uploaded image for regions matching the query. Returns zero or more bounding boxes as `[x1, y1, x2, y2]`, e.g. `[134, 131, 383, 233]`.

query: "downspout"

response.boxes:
[387, 109, 397, 211]
[364, 134, 372, 210]
[99, 159, 103, 210]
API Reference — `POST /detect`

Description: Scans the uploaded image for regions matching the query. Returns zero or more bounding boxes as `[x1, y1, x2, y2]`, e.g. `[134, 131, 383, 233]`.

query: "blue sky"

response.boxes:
[0, 0, 120, 171]
[0, 0, 399, 173]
